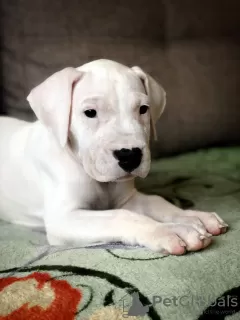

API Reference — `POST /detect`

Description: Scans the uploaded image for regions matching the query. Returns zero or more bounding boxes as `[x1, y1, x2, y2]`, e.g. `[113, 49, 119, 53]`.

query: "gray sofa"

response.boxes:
[1, 0, 240, 156]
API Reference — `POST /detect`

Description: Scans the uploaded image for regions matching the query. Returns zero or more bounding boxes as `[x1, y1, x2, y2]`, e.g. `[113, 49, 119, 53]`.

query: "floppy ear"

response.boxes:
[131, 66, 166, 140]
[27, 67, 83, 148]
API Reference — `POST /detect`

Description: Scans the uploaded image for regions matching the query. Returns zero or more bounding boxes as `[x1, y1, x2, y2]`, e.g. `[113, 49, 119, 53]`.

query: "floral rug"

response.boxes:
[0, 147, 240, 320]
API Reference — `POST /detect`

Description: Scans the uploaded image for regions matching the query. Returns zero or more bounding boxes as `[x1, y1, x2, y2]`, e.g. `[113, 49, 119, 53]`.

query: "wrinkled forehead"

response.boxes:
[73, 67, 148, 107]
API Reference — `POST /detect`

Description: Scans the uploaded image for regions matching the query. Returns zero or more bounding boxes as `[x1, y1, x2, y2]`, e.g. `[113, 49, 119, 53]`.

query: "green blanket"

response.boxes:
[0, 147, 240, 320]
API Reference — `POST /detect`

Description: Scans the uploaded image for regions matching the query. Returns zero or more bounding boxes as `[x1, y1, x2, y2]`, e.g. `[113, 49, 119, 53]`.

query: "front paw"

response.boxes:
[137, 220, 214, 255]
[182, 210, 228, 236]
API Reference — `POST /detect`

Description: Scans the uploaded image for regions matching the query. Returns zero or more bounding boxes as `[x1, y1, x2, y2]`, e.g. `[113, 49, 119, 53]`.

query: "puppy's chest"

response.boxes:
[84, 184, 114, 211]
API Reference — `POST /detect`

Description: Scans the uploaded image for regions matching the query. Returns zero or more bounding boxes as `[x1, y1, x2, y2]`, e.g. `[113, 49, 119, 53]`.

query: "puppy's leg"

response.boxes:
[45, 209, 187, 253]
[121, 192, 228, 253]
[40, 167, 181, 251]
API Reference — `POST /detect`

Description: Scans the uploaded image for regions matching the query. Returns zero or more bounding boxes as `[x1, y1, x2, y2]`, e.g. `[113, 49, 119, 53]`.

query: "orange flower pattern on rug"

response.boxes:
[0, 272, 81, 320]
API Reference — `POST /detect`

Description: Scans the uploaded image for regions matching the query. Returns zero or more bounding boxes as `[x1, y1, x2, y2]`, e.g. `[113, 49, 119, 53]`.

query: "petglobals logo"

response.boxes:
[152, 294, 238, 308]
[122, 292, 150, 317]
[121, 292, 239, 318]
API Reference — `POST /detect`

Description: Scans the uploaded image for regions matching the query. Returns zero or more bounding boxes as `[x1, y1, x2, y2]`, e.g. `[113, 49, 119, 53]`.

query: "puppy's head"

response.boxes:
[27, 59, 166, 182]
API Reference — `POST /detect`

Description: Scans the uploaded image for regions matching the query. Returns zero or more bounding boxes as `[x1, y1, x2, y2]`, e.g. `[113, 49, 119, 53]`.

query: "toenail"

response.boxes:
[220, 226, 227, 233]
[179, 240, 186, 247]
[222, 222, 228, 227]
[206, 232, 213, 238]
[199, 233, 212, 240]
[219, 223, 228, 228]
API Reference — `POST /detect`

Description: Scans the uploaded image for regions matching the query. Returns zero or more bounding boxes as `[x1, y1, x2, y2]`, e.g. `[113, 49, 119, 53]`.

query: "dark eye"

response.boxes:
[139, 105, 149, 115]
[84, 109, 97, 118]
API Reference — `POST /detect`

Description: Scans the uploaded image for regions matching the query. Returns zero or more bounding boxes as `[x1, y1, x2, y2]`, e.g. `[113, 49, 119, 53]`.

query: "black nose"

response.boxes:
[113, 148, 142, 173]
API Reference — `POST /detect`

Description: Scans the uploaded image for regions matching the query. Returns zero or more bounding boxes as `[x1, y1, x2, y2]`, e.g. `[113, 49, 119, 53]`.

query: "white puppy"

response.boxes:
[0, 59, 228, 254]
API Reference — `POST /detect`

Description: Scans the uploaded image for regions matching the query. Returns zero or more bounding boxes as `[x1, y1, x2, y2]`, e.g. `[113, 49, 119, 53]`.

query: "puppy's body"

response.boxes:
[0, 59, 228, 253]
[0, 117, 42, 226]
